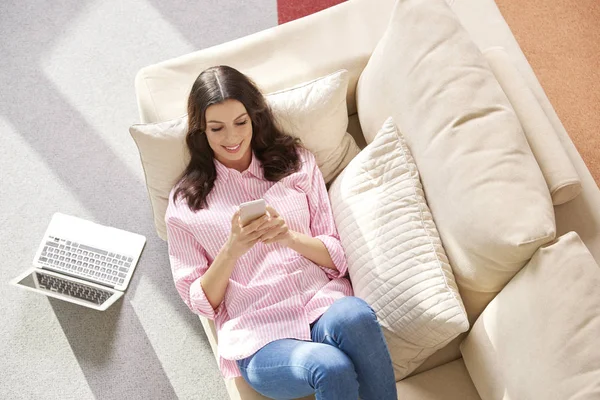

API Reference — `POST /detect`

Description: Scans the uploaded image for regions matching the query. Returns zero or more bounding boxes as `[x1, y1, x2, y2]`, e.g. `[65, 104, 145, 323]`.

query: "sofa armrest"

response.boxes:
[134, 0, 395, 124]
[483, 47, 582, 205]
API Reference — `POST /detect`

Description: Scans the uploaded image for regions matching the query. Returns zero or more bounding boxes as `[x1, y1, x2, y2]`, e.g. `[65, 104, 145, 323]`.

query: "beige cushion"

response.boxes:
[396, 359, 481, 400]
[130, 116, 188, 241]
[130, 70, 359, 240]
[483, 47, 582, 206]
[460, 231, 600, 400]
[355, 0, 556, 322]
[266, 70, 360, 183]
[448, 0, 600, 274]
[328, 117, 469, 380]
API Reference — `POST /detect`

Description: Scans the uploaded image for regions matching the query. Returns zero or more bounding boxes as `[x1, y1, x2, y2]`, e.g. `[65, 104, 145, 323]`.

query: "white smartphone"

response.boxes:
[239, 199, 267, 226]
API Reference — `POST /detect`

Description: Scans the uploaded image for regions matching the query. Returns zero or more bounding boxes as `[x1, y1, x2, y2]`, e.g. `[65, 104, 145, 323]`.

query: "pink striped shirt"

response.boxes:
[165, 147, 353, 379]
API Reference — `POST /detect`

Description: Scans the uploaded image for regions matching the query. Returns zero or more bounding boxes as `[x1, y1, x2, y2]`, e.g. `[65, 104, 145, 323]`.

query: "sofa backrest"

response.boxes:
[134, 0, 395, 125]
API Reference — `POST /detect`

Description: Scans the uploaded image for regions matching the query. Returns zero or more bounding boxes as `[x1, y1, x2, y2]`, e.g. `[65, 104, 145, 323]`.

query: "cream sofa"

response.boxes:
[133, 0, 600, 399]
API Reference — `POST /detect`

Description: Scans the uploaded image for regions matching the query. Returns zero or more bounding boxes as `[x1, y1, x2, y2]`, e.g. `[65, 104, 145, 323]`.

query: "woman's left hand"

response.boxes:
[259, 205, 295, 246]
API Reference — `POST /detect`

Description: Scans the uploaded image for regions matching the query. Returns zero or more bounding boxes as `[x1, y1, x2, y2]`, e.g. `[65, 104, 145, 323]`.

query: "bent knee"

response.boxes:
[312, 347, 357, 386]
[336, 296, 377, 325]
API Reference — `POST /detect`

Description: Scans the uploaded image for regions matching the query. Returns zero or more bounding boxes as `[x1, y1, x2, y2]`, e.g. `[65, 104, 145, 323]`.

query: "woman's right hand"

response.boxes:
[224, 210, 270, 259]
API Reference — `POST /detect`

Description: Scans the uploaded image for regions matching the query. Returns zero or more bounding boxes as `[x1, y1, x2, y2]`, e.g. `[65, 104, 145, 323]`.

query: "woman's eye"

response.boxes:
[209, 120, 246, 132]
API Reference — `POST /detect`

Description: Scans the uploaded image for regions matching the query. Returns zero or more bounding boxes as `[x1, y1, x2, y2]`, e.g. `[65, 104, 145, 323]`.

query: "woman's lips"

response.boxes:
[222, 142, 242, 153]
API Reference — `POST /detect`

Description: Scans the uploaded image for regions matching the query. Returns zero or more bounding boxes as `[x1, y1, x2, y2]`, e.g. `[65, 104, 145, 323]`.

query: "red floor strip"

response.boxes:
[277, 0, 347, 24]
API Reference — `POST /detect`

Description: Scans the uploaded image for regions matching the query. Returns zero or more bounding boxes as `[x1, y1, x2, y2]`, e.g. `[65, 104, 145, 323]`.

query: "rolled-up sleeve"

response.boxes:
[304, 150, 349, 279]
[166, 218, 223, 319]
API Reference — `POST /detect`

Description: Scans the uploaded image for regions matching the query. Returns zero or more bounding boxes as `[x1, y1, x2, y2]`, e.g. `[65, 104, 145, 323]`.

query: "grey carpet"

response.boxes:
[0, 1, 278, 399]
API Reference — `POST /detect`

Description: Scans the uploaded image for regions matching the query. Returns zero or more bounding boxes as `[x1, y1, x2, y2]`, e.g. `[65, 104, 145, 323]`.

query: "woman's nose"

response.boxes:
[223, 129, 240, 141]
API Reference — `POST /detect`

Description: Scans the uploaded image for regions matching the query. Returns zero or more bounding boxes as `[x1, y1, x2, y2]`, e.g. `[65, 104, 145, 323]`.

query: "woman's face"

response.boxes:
[205, 99, 253, 172]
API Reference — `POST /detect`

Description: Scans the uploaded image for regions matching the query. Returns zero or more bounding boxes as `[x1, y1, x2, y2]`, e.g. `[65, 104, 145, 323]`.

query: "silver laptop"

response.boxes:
[10, 212, 146, 311]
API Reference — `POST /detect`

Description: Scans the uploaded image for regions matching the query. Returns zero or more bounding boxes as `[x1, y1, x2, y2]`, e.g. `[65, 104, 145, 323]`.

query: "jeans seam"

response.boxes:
[241, 363, 314, 374]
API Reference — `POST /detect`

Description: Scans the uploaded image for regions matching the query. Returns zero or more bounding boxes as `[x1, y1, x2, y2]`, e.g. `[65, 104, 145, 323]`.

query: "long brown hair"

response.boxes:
[174, 65, 302, 211]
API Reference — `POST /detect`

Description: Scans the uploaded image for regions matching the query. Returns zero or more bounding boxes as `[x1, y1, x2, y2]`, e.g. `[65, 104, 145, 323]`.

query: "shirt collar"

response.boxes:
[214, 151, 264, 182]
[247, 152, 264, 179]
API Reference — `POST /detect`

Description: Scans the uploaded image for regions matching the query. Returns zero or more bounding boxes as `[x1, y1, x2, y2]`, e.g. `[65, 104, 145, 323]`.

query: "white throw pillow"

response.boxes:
[130, 69, 359, 240]
[328, 117, 469, 380]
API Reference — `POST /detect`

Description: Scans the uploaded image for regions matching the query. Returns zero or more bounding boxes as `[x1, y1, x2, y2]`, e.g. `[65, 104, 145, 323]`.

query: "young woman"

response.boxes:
[165, 65, 397, 400]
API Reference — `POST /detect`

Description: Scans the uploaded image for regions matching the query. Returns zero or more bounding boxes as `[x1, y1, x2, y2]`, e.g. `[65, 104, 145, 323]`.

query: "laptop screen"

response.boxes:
[14, 270, 37, 289]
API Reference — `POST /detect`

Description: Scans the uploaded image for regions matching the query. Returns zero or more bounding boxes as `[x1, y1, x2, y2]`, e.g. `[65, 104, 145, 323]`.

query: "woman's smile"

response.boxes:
[223, 141, 243, 153]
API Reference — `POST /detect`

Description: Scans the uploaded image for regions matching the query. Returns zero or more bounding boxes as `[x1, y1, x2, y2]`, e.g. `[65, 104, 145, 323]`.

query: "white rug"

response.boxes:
[0, 0, 279, 399]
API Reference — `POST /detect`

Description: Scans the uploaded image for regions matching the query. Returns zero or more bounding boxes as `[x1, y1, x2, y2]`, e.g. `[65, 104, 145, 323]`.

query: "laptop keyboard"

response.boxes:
[38, 236, 134, 287]
[36, 271, 112, 305]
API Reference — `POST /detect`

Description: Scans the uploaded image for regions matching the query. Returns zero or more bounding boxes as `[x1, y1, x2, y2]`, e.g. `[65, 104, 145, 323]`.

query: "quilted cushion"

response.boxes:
[328, 117, 469, 380]
[356, 0, 556, 322]
[129, 69, 360, 240]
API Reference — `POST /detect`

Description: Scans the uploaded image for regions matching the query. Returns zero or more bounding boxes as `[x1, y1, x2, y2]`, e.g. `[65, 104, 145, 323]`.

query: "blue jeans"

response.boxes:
[236, 296, 397, 400]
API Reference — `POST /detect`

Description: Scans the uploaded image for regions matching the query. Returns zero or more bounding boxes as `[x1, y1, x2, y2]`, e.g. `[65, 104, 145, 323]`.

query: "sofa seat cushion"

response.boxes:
[328, 117, 469, 379]
[396, 359, 481, 400]
[460, 231, 600, 400]
[356, 0, 556, 322]
[129, 69, 359, 240]
[407, 332, 465, 377]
